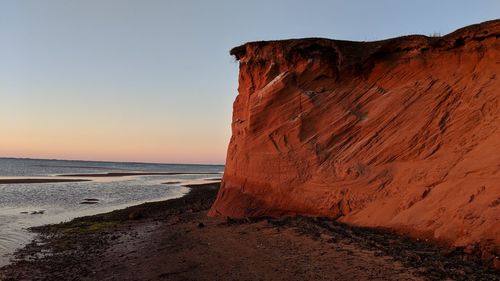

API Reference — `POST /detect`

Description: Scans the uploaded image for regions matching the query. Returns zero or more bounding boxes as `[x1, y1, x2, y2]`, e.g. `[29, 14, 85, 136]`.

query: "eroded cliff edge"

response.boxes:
[210, 20, 500, 259]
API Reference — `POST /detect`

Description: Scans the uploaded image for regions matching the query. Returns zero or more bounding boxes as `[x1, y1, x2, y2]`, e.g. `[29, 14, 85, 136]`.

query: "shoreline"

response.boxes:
[0, 178, 91, 184]
[56, 172, 222, 177]
[1, 182, 498, 281]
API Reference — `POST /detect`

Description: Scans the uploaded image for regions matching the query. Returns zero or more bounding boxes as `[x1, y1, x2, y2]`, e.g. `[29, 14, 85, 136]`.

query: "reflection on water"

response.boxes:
[0, 158, 223, 267]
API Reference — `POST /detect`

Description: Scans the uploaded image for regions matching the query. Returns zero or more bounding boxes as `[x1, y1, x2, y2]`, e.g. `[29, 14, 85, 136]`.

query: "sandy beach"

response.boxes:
[0, 182, 498, 281]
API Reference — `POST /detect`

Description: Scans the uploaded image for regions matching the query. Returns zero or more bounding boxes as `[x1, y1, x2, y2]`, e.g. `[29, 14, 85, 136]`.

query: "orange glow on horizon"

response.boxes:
[0, 114, 229, 165]
[1, 87, 231, 165]
[0, 143, 227, 165]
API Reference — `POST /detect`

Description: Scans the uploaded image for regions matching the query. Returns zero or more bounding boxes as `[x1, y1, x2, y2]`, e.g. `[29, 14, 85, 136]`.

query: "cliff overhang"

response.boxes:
[211, 20, 500, 266]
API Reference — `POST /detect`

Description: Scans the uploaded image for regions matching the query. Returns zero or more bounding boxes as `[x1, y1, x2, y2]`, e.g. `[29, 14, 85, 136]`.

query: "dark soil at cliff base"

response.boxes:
[0, 183, 498, 281]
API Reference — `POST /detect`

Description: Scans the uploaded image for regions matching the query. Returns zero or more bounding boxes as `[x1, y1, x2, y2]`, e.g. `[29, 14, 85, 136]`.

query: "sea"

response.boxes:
[0, 158, 224, 267]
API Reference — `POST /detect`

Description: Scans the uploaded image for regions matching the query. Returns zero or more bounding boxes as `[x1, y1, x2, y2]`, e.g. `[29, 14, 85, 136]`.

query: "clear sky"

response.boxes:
[0, 0, 498, 164]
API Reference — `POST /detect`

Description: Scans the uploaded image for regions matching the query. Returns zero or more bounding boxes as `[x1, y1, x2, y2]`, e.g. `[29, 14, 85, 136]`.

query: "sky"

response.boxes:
[0, 0, 498, 164]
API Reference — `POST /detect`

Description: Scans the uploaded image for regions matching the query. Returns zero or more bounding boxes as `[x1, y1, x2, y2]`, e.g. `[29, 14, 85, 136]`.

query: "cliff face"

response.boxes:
[210, 20, 500, 253]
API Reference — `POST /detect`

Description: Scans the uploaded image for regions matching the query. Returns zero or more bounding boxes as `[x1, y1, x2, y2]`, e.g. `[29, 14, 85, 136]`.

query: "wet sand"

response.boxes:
[58, 172, 221, 177]
[0, 179, 91, 184]
[0, 183, 498, 281]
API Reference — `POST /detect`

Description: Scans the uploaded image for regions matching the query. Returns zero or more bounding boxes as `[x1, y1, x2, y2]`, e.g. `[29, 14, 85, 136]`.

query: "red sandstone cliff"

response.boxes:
[210, 20, 500, 258]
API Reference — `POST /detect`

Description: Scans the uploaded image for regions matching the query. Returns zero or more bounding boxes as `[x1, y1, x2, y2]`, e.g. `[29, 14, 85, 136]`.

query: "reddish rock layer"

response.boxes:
[210, 20, 500, 255]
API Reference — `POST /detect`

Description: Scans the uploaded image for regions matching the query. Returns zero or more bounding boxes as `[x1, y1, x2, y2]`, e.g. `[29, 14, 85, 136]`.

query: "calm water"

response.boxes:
[0, 158, 223, 266]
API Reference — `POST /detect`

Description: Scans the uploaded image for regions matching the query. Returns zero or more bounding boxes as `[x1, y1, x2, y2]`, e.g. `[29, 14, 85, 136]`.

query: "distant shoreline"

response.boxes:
[0, 178, 91, 184]
[0, 171, 222, 183]
[56, 172, 222, 177]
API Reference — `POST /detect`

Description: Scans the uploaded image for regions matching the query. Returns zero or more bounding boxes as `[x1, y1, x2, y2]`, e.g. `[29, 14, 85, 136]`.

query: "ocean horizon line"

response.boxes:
[0, 157, 225, 167]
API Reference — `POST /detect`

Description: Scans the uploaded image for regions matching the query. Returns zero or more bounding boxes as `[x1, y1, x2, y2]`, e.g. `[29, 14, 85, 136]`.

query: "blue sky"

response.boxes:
[0, 0, 498, 164]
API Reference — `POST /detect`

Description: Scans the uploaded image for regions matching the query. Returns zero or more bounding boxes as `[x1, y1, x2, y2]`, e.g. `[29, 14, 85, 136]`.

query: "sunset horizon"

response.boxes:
[2, 1, 498, 165]
[0, 155, 224, 166]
